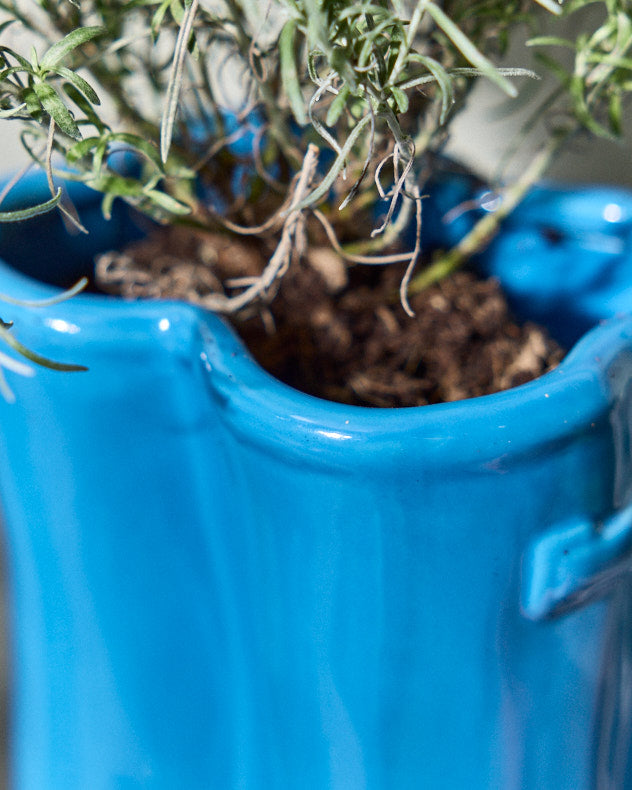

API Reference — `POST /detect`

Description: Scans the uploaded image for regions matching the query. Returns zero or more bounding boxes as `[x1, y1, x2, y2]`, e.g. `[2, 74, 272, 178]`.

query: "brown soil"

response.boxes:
[96, 226, 565, 408]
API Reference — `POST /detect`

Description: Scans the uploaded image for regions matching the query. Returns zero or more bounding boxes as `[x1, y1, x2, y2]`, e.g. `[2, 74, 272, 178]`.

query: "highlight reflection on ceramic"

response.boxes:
[0, 173, 630, 788]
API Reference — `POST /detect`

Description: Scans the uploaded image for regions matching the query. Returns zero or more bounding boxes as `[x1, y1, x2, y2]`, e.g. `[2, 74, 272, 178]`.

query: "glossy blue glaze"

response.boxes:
[0, 173, 631, 787]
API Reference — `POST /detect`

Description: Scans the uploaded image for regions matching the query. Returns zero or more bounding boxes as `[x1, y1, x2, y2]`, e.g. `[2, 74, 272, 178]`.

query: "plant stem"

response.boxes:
[407, 132, 564, 294]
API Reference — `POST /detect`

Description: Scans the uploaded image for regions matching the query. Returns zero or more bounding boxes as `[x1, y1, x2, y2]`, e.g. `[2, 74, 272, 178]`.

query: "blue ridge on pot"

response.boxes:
[0, 171, 631, 788]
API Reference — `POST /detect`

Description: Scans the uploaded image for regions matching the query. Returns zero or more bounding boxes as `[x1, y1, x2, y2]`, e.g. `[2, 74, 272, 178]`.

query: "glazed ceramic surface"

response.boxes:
[0, 174, 631, 788]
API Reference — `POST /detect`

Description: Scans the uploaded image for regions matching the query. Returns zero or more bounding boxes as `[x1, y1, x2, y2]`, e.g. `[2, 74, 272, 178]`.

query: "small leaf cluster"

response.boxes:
[529, 0, 632, 139]
[0, 0, 630, 232]
[278, 0, 534, 192]
[0, 0, 545, 228]
[0, 25, 102, 133]
[0, 25, 103, 217]
[0, 6, 199, 222]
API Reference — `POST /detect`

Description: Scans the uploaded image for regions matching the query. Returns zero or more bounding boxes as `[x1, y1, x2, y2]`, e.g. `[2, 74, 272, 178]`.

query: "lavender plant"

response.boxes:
[0, 0, 629, 388]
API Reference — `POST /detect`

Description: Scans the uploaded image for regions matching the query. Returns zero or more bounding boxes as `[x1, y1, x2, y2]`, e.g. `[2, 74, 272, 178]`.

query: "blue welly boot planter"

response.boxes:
[0, 172, 632, 788]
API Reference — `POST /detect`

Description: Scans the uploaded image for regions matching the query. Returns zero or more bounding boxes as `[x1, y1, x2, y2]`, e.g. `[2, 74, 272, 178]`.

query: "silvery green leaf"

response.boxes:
[144, 188, 191, 214]
[0, 103, 26, 119]
[325, 84, 350, 126]
[160, 0, 199, 163]
[108, 132, 164, 170]
[151, 0, 172, 40]
[390, 86, 408, 113]
[402, 54, 453, 123]
[280, 19, 307, 126]
[66, 136, 100, 164]
[33, 82, 81, 139]
[425, 2, 517, 97]
[40, 26, 105, 71]
[0, 45, 33, 71]
[56, 67, 100, 105]
[0, 187, 62, 222]
[87, 173, 147, 197]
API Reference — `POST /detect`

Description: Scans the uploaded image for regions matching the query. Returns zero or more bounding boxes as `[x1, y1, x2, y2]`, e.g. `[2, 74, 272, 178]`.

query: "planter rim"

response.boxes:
[1, 266, 625, 468]
[197, 303, 629, 466]
[0, 171, 630, 467]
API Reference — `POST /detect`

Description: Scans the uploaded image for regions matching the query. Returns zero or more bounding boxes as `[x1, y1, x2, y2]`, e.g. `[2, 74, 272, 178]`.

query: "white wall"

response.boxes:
[0, 5, 630, 188]
[445, 66, 632, 187]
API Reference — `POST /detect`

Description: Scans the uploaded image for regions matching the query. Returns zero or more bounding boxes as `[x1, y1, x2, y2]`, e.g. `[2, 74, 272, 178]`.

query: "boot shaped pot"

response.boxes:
[0, 173, 632, 789]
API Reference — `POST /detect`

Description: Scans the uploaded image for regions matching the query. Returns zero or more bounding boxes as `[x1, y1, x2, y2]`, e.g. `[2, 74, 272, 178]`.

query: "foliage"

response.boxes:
[0, 0, 630, 385]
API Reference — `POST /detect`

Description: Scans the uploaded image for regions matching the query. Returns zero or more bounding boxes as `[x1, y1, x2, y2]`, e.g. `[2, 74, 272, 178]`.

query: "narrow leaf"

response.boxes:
[390, 86, 409, 113]
[402, 53, 453, 123]
[40, 26, 105, 71]
[169, 0, 185, 26]
[609, 91, 623, 136]
[101, 192, 115, 220]
[56, 66, 100, 105]
[326, 84, 350, 126]
[425, 2, 517, 97]
[0, 103, 26, 119]
[0, 65, 33, 81]
[87, 173, 146, 197]
[92, 136, 108, 175]
[0, 187, 62, 222]
[33, 81, 81, 139]
[144, 188, 191, 214]
[302, 0, 331, 56]
[336, 4, 392, 21]
[450, 67, 540, 80]
[0, 324, 87, 371]
[160, 0, 199, 163]
[527, 36, 575, 48]
[279, 19, 307, 126]
[0, 45, 34, 71]
[107, 132, 164, 170]
[0, 20, 16, 37]
[66, 136, 101, 164]
[151, 0, 172, 39]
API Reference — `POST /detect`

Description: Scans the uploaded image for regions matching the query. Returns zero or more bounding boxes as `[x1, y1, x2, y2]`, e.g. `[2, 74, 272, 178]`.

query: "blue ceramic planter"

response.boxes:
[0, 173, 632, 788]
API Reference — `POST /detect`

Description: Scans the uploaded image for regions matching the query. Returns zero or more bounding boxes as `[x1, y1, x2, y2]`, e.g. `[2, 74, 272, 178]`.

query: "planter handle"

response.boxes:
[522, 502, 632, 620]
